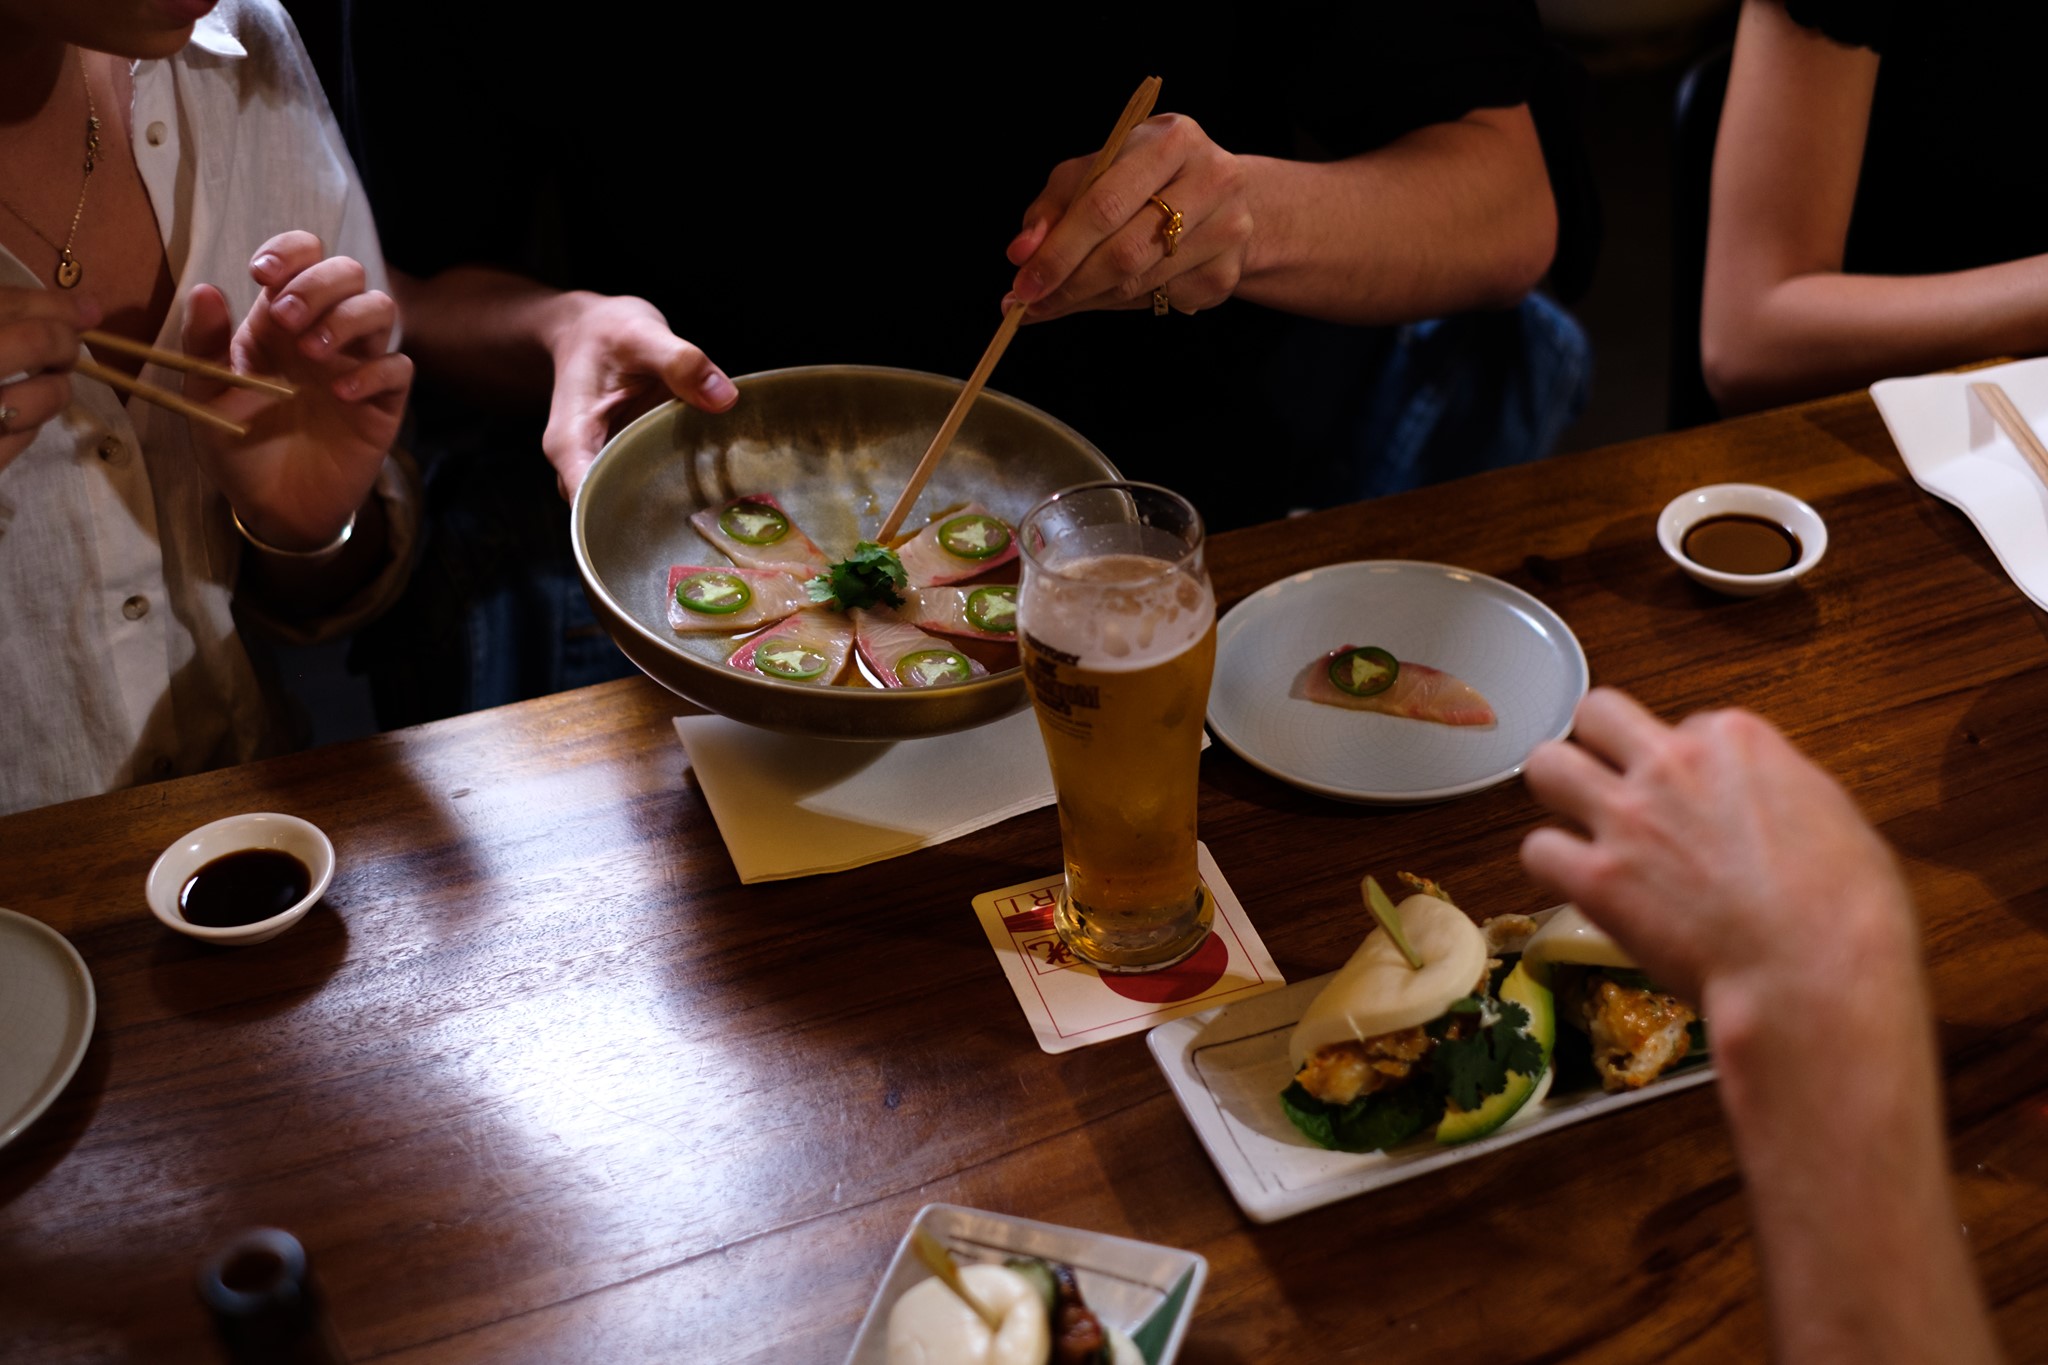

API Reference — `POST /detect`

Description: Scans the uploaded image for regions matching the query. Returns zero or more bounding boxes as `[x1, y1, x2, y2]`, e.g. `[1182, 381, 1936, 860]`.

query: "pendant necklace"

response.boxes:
[0, 52, 101, 289]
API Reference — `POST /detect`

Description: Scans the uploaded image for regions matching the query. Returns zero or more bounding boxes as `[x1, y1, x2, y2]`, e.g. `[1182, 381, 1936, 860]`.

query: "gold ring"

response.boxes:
[1152, 288, 1170, 317]
[1150, 196, 1183, 257]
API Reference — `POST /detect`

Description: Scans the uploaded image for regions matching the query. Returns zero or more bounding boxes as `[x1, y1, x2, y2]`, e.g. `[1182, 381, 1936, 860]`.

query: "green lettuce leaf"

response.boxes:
[1280, 1080, 1436, 1154]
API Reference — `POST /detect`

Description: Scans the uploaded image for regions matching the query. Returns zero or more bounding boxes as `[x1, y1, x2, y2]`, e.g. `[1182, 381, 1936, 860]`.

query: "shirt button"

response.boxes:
[145, 121, 167, 146]
[121, 594, 149, 620]
[97, 436, 124, 463]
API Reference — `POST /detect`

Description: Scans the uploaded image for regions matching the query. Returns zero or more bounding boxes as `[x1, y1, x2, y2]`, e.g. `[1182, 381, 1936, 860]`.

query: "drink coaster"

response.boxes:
[970, 842, 1284, 1054]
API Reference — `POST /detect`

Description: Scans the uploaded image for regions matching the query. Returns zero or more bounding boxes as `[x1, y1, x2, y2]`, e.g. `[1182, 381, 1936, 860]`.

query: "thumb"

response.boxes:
[626, 329, 736, 413]
[180, 284, 234, 403]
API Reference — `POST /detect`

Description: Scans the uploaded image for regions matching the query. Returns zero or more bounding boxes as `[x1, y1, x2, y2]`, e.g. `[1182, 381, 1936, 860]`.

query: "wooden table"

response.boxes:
[6, 389, 2048, 1363]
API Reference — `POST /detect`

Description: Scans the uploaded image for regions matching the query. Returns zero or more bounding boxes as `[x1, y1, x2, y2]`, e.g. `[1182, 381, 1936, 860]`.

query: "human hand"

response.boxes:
[1004, 113, 1254, 322]
[0, 288, 99, 474]
[541, 293, 736, 499]
[181, 231, 412, 551]
[1519, 688, 1918, 1010]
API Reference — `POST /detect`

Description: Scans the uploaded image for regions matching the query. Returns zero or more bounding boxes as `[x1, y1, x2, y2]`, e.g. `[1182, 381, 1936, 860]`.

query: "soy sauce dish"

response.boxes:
[1658, 483, 1827, 597]
[146, 813, 335, 947]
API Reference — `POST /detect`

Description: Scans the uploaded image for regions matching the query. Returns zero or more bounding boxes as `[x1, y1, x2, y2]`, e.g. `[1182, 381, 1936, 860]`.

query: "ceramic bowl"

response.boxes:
[1657, 482, 1828, 597]
[145, 813, 335, 947]
[572, 365, 1119, 741]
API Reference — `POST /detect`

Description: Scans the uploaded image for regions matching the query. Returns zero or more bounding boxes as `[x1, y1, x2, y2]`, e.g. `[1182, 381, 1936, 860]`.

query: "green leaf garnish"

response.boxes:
[805, 541, 907, 610]
[1280, 1080, 1437, 1153]
[1429, 999, 1544, 1112]
[1363, 875, 1426, 970]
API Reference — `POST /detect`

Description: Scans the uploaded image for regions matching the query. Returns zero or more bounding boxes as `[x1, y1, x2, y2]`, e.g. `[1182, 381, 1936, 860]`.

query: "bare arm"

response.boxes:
[1703, 0, 2048, 412]
[1008, 106, 1556, 327]
[1520, 690, 2003, 1365]
[390, 266, 737, 496]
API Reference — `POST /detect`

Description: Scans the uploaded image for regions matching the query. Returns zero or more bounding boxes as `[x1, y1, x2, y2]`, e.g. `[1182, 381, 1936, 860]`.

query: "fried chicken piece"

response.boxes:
[1581, 974, 1696, 1092]
[1482, 913, 1540, 956]
[1294, 1026, 1433, 1105]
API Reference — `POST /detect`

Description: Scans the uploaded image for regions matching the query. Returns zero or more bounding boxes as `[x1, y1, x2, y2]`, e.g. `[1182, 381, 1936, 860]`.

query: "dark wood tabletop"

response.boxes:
[6, 388, 2048, 1363]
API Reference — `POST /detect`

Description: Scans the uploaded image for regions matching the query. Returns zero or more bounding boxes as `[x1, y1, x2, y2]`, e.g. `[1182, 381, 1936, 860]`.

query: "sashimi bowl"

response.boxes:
[573, 365, 1120, 740]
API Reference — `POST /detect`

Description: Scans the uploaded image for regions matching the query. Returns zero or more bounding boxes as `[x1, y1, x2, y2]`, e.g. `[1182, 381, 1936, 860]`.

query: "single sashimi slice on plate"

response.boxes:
[895, 503, 1019, 586]
[1298, 645, 1496, 726]
[726, 609, 854, 685]
[666, 565, 810, 633]
[689, 494, 830, 574]
[897, 583, 1018, 640]
[851, 607, 990, 689]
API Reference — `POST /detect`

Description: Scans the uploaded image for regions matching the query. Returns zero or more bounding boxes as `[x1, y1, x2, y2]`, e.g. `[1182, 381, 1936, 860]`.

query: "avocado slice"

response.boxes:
[1435, 961, 1556, 1145]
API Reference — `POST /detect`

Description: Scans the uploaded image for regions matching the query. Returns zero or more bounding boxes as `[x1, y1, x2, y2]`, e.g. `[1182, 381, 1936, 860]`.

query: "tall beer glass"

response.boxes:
[1017, 482, 1216, 972]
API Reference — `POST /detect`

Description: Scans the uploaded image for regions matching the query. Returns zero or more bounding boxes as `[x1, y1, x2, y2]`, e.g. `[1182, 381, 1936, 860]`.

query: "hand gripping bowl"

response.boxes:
[573, 365, 1120, 740]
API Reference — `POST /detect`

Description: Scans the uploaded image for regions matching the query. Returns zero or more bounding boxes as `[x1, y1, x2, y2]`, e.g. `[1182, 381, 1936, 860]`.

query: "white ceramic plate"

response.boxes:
[844, 1204, 1205, 1365]
[1146, 914, 1715, 1224]
[0, 908, 96, 1149]
[1872, 357, 2048, 612]
[1205, 561, 1588, 803]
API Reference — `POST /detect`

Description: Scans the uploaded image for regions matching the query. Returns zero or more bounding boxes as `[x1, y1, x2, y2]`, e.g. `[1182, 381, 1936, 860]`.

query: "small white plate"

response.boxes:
[1205, 561, 1588, 803]
[146, 813, 335, 947]
[1872, 357, 2048, 612]
[1146, 929, 1715, 1224]
[844, 1204, 1205, 1365]
[0, 908, 96, 1149]
[1656, 483, 1828, 597]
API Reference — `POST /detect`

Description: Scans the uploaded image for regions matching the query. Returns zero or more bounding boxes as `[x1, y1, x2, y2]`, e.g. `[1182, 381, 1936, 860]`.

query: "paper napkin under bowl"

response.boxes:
[674, 709, 1056, 882]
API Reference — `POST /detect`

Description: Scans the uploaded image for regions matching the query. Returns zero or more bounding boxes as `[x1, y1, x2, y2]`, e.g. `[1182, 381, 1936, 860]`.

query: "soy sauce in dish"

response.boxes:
[179, 849, 312, 927]
[1682, 515, 1802, 575]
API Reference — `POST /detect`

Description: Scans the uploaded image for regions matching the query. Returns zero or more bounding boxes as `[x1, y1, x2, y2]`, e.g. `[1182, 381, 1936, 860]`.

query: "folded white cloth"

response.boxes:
[673, 709, 1055, 882]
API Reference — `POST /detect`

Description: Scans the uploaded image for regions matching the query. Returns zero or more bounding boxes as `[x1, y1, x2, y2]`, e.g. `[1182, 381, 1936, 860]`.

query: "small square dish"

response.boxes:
[844, 1204, 1206, 1365]
[1146, 909, 1716, 1223]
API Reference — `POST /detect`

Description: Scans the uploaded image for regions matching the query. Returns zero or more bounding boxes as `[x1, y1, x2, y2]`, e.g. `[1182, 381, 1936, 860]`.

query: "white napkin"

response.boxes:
[673, 709, 1056, 882]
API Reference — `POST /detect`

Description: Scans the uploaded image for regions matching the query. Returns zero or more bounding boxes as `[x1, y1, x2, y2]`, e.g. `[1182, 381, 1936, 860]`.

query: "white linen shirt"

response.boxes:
[0, 1, 391, 815]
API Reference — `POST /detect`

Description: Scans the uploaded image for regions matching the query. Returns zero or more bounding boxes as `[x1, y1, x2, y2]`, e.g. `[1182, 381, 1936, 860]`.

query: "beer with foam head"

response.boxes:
[1018, 483, 1215, 972]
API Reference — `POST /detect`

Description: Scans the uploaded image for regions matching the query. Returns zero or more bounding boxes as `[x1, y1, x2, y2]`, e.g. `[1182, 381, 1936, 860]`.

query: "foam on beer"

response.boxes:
[1019, 545, 1214, 673]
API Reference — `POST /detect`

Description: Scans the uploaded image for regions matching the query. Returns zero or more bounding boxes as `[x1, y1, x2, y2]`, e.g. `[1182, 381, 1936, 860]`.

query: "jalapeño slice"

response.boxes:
[718, 499, 791, 546]
[754, 641, 829, 681]
[937, 513, 1011, 561]
[964, 585, 1018, 635]
[896, 648, 972, 688]
[1329, 645, 1399, 698]
[676, 571, 754, 615]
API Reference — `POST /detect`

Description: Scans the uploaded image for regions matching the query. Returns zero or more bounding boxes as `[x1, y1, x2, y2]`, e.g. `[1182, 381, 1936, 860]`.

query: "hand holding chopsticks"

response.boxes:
[876, 76, 1164, 544]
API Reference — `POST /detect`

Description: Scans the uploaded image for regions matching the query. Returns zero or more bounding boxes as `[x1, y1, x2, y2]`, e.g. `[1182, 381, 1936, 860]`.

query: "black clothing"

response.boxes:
[1785, 0, 2048, 277]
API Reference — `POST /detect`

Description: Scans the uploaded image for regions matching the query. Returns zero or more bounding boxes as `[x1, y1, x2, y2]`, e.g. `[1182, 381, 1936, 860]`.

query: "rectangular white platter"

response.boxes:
[1147, 941, 1716, 1224]
[844, 1203, 1206, 1364]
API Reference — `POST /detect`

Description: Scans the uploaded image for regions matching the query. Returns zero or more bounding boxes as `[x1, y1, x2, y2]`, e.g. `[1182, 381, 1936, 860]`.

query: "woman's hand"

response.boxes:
[0, 288, 99, 474]
[181, 230, 413, 551]
[1004, 113, 1255, 322]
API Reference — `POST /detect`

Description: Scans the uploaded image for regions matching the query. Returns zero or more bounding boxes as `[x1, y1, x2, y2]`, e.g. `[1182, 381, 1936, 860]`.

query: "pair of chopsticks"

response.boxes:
[1971, 381, 2048, 486]
[76, 329, 297, 439]
[876, 75, 1164, 543]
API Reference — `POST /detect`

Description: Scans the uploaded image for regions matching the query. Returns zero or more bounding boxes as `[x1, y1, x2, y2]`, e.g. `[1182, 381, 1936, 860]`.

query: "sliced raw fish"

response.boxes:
[726, 610, 854, 686]
[1299, 645, 1495, 726]
[852, 607, 990, 689]
[898, 583, 1018, 640]
[665, 564, 810, 634]
[895, 503, 1018, 586]
[689, 494, 829, 574]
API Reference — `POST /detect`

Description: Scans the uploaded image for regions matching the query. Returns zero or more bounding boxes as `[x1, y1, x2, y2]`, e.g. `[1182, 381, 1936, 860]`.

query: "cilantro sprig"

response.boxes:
[1428, 997, 1546, 1112]
[807, 542, 907, 610]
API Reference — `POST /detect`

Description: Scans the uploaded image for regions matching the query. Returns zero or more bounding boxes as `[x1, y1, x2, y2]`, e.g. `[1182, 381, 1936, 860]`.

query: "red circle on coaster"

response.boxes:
[1101, 933, 1228, 1002]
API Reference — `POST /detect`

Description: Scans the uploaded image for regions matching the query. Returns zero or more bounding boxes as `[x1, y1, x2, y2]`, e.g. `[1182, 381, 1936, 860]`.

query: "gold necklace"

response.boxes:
[0, 52, 100, 289]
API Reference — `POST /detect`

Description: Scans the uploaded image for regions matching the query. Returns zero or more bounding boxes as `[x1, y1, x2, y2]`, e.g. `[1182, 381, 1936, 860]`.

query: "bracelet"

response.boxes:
[231, 506, 356, 560]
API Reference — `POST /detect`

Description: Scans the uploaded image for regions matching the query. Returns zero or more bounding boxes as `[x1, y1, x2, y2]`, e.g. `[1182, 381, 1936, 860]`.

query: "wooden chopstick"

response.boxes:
[83, 329, 297, 399]
[1970, 382, 2048, 486]
[75, 357, 249, 438]
[876, 75, 1164, 544]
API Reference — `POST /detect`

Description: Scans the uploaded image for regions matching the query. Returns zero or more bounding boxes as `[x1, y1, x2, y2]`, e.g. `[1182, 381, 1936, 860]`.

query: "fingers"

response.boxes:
[178, 283, 236, 403]
[1567, 686, 1671, 772]
[644, 332, 737, 412]
[1008, 158, 1087, 267]
[262, 254, 368, 341]
[299, 289, 396, 364]
[248, 231, 325, 292]
[332, 350, 412, 406]
[1520, 735, 1626, 829]
[0, 370, 75, 434]
[1518, 825, 1606, 906]
[1012, 116, 1185, 304]
[0, 313, 88, 380]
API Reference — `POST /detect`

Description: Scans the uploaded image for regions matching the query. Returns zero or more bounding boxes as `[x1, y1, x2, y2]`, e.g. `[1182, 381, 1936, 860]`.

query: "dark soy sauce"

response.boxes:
[1682, 514, 1801, 575]
[180, 849, 312, 927]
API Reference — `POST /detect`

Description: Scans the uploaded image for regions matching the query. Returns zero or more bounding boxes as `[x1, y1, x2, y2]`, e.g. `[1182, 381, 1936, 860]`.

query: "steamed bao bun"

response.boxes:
[885, 1263, 1144, 1365]
[1288, 894, 1488, 1070]
[1519, 904, 1637, 985]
